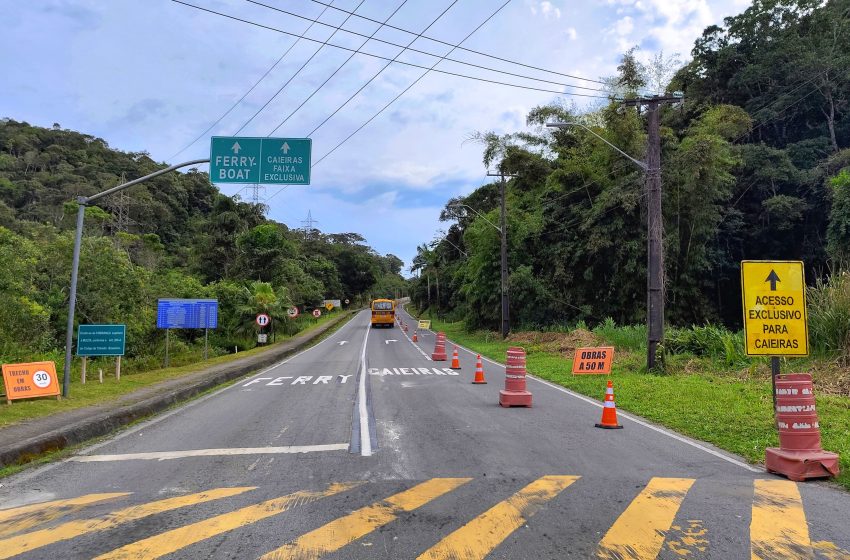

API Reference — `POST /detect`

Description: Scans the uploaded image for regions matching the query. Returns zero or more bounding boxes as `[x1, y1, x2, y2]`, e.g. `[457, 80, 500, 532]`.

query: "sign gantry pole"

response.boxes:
[63, 159, 208, 397]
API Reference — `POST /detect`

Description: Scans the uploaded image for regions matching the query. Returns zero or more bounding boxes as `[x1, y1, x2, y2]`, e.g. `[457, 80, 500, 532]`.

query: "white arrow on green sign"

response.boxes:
[210, 137, 311, 185]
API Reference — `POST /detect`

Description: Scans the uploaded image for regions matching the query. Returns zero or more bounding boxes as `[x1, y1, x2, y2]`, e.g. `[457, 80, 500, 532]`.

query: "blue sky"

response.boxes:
[2, 0, 750, 271]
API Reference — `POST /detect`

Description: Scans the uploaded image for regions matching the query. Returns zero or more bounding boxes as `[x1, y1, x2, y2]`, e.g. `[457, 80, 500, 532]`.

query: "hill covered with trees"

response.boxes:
[412, 0, 850, 343]
[0, 119, 406, 363]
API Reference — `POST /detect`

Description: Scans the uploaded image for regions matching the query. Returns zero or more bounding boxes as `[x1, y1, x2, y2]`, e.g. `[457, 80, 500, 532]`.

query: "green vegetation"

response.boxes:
[0, 119, 407, 389]
[419, 311, 850, 491]
[411, 0, 850, 373]
[0, 308, 351, 428]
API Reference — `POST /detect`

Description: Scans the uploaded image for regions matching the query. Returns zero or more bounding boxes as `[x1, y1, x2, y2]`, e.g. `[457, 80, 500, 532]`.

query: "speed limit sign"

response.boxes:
[312, 309, 322, 318]
[287, 306, 299, 319]
[256, 313, 271, 327]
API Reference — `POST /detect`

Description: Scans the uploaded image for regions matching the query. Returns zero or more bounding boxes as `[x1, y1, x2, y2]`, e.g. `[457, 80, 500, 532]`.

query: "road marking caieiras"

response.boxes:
[368, 367, 458, 377]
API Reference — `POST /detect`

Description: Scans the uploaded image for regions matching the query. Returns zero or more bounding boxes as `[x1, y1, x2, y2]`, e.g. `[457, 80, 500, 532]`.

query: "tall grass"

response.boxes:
[808, 272, 850, 362]
[593, 318, 647, 351]
[666, 324, 747, 366]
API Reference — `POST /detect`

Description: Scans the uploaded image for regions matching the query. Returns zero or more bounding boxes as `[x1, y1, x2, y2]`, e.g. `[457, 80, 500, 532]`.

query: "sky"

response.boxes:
[2, 0, 751, 272]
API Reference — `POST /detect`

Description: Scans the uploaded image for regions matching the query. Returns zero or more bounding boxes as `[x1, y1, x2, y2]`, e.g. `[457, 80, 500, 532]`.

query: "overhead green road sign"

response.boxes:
[210, 137, 311, 185]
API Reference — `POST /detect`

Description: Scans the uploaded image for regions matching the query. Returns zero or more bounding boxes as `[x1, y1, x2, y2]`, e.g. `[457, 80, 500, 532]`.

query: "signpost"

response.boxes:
[77, 324, 126, 382]
[741, 260, 809, 410]
[572, 347, 614, 375]
[287, 306, 299, 319]
[2, 361, 60, 404]
[157, 299, 219, 365]
[312, 309, 322, 319]
[210, 137, 311, 185]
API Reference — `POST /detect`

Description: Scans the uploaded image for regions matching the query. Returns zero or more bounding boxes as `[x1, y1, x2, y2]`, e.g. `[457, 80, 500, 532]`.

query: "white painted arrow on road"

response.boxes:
[337, 341, 348, 346]
[281, 142, 290, 154]
[231, 141, 241, 154]
[385, 340, 397, 345]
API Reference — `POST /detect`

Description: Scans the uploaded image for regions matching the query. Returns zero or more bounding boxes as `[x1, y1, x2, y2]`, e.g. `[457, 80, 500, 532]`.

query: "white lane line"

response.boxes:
[358, 319, 372, 457]
[5, 312, 369, 484]
[397, 306, 761, 473]
[71, 444, 349, 462]
[400, 322, 432, 361]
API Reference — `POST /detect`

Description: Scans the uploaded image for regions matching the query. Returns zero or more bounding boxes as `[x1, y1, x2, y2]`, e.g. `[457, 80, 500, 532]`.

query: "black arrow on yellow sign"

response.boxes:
[765, 270, 780, 291]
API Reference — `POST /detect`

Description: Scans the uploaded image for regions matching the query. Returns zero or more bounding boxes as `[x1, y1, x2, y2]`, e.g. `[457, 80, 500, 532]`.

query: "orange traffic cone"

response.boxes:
[472, 355, 487, 384]
[412, 330, 418, 342]
[595, 380, 623, 429]
[451, 347, 461, 369]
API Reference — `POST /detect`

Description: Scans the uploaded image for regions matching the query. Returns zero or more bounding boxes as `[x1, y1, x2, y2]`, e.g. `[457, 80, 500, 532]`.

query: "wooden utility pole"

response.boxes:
[622, 95, 681, 369]
[487, 170, 519, 339]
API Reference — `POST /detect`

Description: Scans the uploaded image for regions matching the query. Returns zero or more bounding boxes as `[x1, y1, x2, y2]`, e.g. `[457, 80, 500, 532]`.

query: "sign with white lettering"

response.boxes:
[209, 137, 311, 185]
[741, 260, 808, 356]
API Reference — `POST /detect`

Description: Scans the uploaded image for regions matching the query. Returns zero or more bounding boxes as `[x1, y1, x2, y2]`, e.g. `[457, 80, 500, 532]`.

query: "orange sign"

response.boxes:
[572, 347, 614, 374]
[2, 361, 60, 403]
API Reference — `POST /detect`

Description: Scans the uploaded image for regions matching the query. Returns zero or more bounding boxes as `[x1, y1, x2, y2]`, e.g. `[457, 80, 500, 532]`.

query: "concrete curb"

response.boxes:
[0, 310, 356, 468]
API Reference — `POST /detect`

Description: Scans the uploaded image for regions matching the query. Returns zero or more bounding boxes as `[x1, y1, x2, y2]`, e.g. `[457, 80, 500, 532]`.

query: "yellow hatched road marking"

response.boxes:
[93, 482, 361, 560]
[0, 487, 254, 559]
[260, 478, 471, 560]
[0, 493, 130, 538]
[417, 475, 579, 560]
[751, 479, 813, 559]
[597, 477, 695, 559]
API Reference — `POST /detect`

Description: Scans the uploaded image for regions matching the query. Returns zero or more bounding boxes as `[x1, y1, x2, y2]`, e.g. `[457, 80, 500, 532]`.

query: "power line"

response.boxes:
[167, 2, 333, 161]
[244, 0, 613, 94]
[171, 1, 616, 100]
[302, 0, 609, 86]
[267, 0, 411, 137]
[312, 0, 514, 168]
[305, 0, 460, 138]
[233, 0, 367, 135]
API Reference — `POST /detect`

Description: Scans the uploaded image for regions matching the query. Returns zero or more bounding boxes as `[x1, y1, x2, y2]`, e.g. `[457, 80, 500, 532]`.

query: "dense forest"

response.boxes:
[0, 120, 406, 363]
[412, 0, 850, 337]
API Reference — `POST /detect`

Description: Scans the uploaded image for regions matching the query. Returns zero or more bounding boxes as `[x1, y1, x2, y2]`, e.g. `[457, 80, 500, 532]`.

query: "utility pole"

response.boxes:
[487, 169, 519, 339]
[622, 95, 681, 370]
[301, 210, 318, 241]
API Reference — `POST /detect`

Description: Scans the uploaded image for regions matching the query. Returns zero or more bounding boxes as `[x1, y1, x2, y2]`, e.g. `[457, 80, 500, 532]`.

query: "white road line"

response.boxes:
[5, 312, 369, 484]
[71, 444, 349, 462]
[358, 319, 372, 457]
[397, 306, 761, 473]
[400, 323, 432, 361]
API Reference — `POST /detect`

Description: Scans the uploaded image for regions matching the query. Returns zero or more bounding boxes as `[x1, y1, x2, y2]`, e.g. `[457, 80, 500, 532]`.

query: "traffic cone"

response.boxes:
[472, 355, 487, 384]
[451, 347, 461, 369]
[413, 330, 418, 342]
[595, 380, 623, 429]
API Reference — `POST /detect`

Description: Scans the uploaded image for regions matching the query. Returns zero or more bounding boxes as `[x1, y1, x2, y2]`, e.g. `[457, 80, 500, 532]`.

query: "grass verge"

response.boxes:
[0, 310, 355, 429]
[421, 314, 850, 491]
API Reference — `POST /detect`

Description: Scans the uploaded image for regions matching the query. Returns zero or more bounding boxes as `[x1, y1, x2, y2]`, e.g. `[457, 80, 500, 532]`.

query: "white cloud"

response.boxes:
[613, 15, 634, 36]
[527, 0, 562, 19]
[566, 27, 578, 40]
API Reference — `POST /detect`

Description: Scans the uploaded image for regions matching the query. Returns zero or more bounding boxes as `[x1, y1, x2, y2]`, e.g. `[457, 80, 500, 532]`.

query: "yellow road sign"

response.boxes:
[325, 303, 334, 311]
[418, 320, 431, 329]
[741, 261, 808, 356]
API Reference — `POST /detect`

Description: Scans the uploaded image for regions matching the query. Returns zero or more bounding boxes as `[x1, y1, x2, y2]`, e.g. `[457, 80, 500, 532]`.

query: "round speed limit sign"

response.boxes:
[256, 313, 271, 327]
[32, 370, 52, 388]
[312, 309, 322, 318]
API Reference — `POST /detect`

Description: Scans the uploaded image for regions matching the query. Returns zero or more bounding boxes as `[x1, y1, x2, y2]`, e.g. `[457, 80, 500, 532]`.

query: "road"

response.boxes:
[0, 307, 848, 559]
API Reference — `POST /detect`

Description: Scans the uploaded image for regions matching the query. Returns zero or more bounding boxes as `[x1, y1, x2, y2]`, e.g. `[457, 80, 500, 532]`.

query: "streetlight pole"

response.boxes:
[486, 170, 518, 339]
[61, 158, 209, 397]
[548, 99, 679, 370]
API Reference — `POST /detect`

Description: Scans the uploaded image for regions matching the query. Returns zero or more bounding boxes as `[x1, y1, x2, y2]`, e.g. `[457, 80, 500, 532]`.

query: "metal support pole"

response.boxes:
[62, 200, 86, 397]
[204, 328, 209, 360]
[646, 101, 664, 370]
[62, 159, 208, 397]
[500, 175, 509, 339]
[165, 329, 170, 368]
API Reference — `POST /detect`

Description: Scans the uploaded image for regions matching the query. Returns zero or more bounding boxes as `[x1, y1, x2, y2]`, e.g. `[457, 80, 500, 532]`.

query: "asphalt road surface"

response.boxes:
[1, 307, 848, 559]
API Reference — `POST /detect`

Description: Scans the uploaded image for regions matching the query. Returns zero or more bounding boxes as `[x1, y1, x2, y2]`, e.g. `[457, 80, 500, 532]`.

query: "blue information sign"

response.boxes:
[156, 299, 218, 329]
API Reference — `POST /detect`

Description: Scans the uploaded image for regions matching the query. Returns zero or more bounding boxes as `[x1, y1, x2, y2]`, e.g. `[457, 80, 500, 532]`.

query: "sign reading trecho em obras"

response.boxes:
[741, 260, 808, 356]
